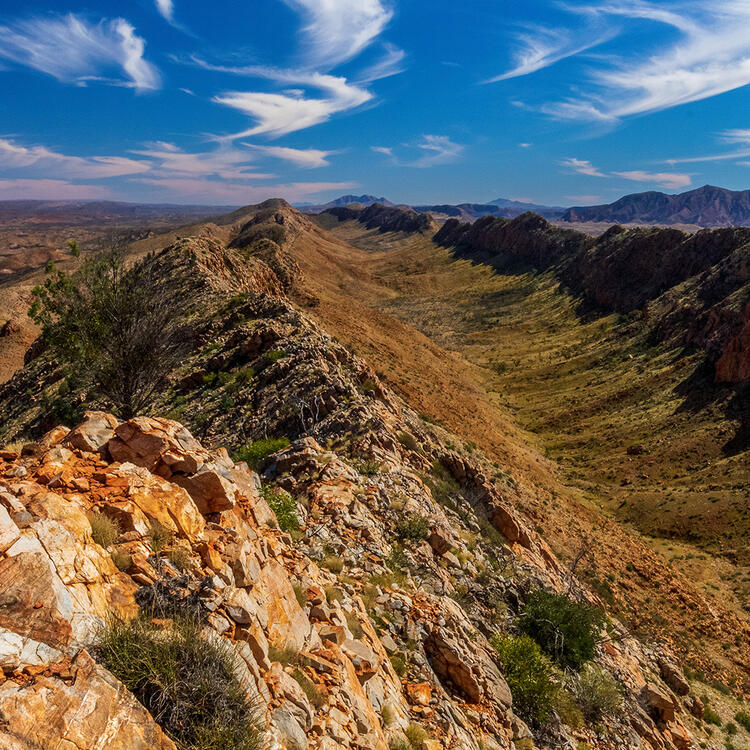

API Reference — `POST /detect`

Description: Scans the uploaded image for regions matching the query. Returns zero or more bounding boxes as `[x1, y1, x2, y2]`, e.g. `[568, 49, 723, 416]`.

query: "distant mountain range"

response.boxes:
[561, 185, 750, 227]
[308, 185, 750, 228]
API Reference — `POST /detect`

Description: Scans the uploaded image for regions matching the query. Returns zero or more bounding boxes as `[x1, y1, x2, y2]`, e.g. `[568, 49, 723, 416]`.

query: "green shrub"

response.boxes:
[261, 486, 300, 535]
[491, 633, 556, 727]
[358, 459, 382, 476]
[725, 722, 737, 736]
[320, 555, 344, 574]
[388, 739, 410, 750]
[390, 654, 408, 677]
[704, 705, 722, 726]
[519, 589, 604, 670]
[89, 512, 120, 549]
[553, 689, 584, 728]
[397, 432, 419, 452]
[148, 520, 173, 553]
[291, 668, 326, 709]
[233, 437, 290, 469]
[735, 711, 750, 731]
[265, 349, 286, 364]
[571, 664, 621, 721]
[381, 702, 396, 727]
[404, 723, 429, 748]
[167, 546, 191, 572]
[96, 616, 264, 750]
[395, 513, 430, 542]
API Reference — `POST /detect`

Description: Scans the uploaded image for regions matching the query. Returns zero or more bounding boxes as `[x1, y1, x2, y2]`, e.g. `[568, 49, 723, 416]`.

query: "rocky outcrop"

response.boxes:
[0, 412, 706, 750]
[325, 203, 437, 234]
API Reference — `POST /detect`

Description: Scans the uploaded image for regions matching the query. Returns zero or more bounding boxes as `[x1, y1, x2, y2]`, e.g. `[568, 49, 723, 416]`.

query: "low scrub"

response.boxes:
[519, 589, 604, 670]
[89, 512, 120, 549]
[491, 633, 556, 727]
[233, 437, 290, 470]
[95, 616, 264, 750]
[261, 486, 300, 535]
[395, 513, 430, 542]
[570, 664, 621, 721]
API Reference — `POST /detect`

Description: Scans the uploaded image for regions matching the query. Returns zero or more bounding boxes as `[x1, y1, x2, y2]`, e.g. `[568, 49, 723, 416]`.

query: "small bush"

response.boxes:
[167, 546, 191, 572]
[725, 722, 737, 736]
[704, 705, 722, 726]
[358, 459, 382, 476]
[519, 589, 604, 670]
[395, 513, 430, 542]
[390, 654, 408, 677]
[111, 549, 132, 572]
[397, 432, 419, 452]
[553, 689, 584, 728]
[735, 711, 750, 731]
[264, 349, 286, 364]
[571, 664, 621, 721]
[291, 668, 326, 709]
[261, 486, 300, 535]
[148, 520, 173, 553]
[324, 586, 343, 603]
[233, 437, 290, 470]
[96, 616, 264, 750]
[89, 512, 120, 549]
[388, 739, 410, 750]
[492, 633, 556, 727]
[404, 723, 429, 748]
[267, 645, 303, 666]
[320, 555, 344, 574]
[381, 703, 396, 727]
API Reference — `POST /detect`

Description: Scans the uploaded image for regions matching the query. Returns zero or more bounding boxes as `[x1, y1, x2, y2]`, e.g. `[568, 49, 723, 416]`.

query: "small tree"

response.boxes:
[29, 249, 185, 419]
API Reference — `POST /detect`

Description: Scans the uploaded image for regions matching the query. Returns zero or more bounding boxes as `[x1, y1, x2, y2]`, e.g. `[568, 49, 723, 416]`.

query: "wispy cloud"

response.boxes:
[212, 68, 372, 138]
[560, 157, 607, 177]
[562, 156, 691, 188]
[411, 135, 464, 167]
[539, 0, 750, 121]
[0, 178, 110, 200]
[613, 170, 692, 189]
[242, 144, 335, 168]
[664, 129, 750, 164]
[486, 25, 613, 82]
[371, 135, 464, 168]
[282, 0, 392, 70]
[0, 138, 150, 178]
[130, 142, 274, 180]
[0, 14, 160, 91]
[133, 176, 358, 203]
[357, 43, 406, 83]
[155, 0, 174, 23]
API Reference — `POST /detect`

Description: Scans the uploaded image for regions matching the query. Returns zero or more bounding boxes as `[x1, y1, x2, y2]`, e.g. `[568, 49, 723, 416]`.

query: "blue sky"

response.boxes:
[1, 0, 750, 206]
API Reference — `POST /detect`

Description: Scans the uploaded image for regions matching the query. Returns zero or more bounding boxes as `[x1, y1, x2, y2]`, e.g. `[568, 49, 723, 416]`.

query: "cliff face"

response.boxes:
[431, 211, 750, 386]
[562, 185, 750, 227]
[0, 208, 722, 750]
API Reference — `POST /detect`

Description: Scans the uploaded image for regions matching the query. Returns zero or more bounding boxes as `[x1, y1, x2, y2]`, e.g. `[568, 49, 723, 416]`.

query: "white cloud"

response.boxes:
[486, 25, 613, 82]
[242, 144, 335, 168]
[155, 0, 174, 22]
[283, 0, 392, 70]
[518, 142, 532, 148]
[130, 142, 274, 180]
[134, 176, 358, 203]
[560, 157, 607, 177]
[370, 136, 464, 168]
[0, 14, 160, 91]
[0, 178, 110, 200]
[410, 135, 464, 168]
[542, 0, 750, 121]
[561, 156, 691, 188]
[613, 170, 692, 189]
[213, 69, 372, 138]
[0, 138, 150, 178]
[357, 43, 406, 83]
[665, 129, 750, 164]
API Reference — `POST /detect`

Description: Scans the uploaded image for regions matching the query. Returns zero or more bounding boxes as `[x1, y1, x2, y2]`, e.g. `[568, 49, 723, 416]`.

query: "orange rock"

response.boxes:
[405, 681, 432, 706]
